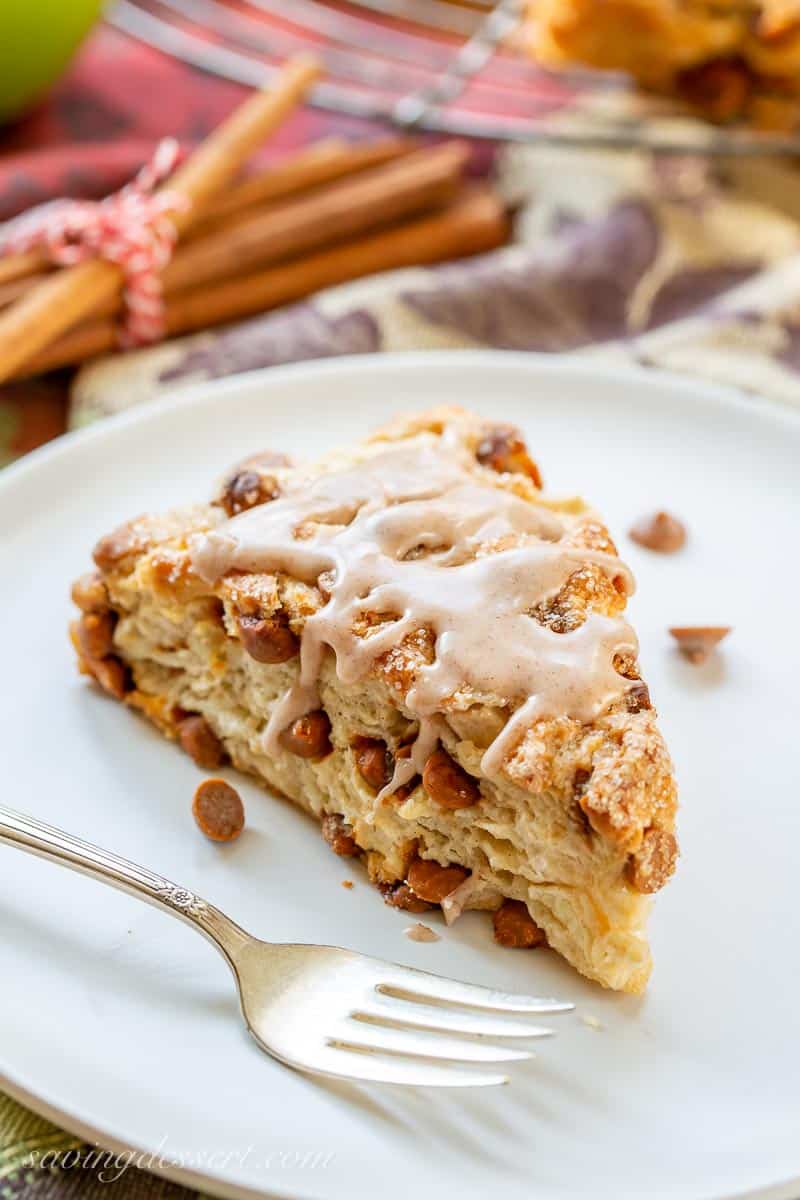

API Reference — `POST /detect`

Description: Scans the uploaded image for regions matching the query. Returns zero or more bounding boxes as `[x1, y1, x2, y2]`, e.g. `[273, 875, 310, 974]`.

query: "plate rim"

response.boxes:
[2, 349, 800, 1200]
[3, 351, 800, 506]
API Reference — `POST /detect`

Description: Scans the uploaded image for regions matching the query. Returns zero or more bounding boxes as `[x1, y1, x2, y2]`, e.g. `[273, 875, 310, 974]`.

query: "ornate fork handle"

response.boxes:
[0, 803, 248, 966]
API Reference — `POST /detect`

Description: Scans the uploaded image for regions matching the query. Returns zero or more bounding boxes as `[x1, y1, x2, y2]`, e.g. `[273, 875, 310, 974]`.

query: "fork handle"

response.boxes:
[0, 803, 249, 967]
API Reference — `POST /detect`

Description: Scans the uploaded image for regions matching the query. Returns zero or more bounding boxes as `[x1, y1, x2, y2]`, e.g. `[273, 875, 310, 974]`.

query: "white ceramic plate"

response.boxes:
[1, 353, 799, 1200]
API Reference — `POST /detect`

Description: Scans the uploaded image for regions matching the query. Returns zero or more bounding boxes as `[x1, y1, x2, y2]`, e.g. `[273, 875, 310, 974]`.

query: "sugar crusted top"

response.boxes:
[190, 421, 640, 791]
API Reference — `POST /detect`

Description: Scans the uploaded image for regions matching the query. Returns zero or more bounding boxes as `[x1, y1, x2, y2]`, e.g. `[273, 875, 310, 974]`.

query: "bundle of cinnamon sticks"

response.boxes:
[0, 56, 509, 384]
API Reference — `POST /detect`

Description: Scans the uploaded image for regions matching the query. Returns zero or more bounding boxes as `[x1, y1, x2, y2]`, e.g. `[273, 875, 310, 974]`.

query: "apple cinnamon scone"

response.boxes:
[528, 0, 800, 125]
[70, 407, 678, 994]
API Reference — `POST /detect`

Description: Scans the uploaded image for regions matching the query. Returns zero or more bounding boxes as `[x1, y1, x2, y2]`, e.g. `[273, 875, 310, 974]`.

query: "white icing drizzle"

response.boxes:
[377, 716, 442, 806]
[191, 438, 638, 785]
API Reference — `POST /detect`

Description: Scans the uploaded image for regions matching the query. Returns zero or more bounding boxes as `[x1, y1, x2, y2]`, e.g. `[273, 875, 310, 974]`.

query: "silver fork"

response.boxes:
[0, 805, 572, 1088]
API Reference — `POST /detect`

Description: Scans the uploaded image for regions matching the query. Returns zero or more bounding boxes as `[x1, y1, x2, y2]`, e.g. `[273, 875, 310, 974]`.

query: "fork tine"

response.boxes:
[310, 1045, 509, 1088]
[377, 965, 574, 1014]
[357, 995, 554, 1039]
[333, 1022, 533, 1064]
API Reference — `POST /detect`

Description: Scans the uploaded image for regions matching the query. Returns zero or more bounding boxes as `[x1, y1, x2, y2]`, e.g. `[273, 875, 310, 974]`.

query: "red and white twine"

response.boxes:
[2, 138, 189, 348]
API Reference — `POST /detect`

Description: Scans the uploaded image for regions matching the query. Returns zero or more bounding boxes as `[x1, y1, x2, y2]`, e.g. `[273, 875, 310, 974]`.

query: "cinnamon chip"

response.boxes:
[407, 858, 469, 904]
[71, 572, 110, 614]
[75, 610, 116, 660]
[192, 778, 245, 842]
[380, 881, 433, 914]
[627, 827, 678, 893]
[178, 714, 226, 769]
[280, 709, 332, 759]
[221, 470, 279, 518]
[493, 900, 546, 949]
[321, 812, 359, 857]
[422, 748, 480, 810]
[90, 655, 130, 700]
[237, 613, 299, 664]
[625, 680, 652, 713]
[476, 423, 542, 488]
[352, 737, 394, 793]
[669, 626, 731, 665]
[629, 511, 686, 553]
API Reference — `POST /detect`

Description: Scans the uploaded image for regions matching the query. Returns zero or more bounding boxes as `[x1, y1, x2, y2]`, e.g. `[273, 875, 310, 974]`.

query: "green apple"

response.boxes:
[0, 0, 105, 122]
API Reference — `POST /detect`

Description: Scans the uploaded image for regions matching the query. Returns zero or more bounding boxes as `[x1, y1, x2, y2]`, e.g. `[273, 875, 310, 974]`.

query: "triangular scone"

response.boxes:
[71, 407, 677, 993]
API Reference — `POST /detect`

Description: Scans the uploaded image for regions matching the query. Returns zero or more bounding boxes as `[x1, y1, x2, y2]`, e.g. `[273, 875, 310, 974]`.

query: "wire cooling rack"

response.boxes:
[108, 0, 800, 154]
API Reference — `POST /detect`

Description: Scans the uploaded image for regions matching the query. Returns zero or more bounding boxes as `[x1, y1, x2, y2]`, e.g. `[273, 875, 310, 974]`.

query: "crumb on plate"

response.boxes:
[669, 625, 731, 664]
[404, 923, 441, 943]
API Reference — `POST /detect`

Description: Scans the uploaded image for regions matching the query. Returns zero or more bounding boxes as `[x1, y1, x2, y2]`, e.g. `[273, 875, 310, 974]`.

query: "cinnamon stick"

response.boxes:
[165, 141, 467, 293]
[162, 58, 320, 239]
[0, 249, 50, 287]
[197, 136, 413, 228]
[2, 142, 469, 321]
[0, 137, 415, 310]
[0, 273, 49, 309]
[0, 56, 319, 385]
[0, 138, 412, 292]
[17, 188, 508, 378]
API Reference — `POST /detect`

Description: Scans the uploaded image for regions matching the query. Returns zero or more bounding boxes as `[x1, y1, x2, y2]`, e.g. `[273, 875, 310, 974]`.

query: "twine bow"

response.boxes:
[2, 138, 189, 348]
